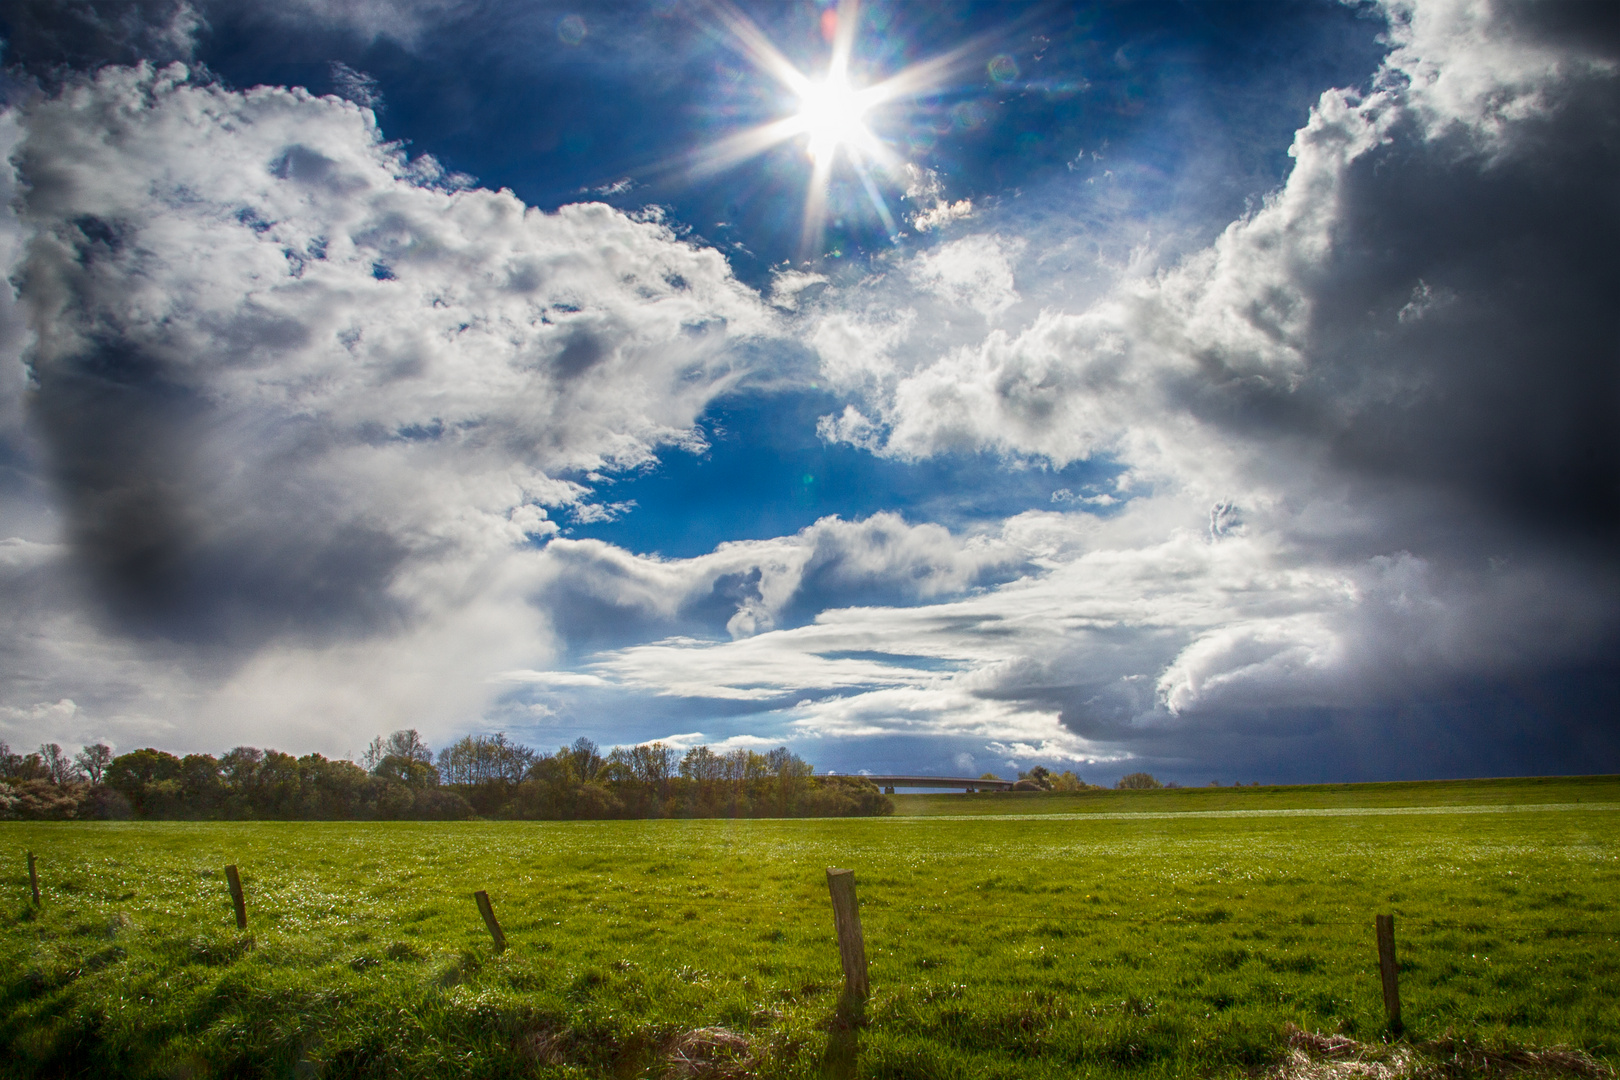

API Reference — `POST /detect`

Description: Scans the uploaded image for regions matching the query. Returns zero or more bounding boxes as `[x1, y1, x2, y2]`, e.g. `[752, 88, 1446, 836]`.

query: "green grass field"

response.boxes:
[5, 777, 1619, 1079]
[888, 774, 1620, 815]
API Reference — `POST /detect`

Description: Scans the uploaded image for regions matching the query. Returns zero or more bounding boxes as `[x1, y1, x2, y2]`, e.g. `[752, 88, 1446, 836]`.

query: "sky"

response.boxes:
[0, 0, 1616, 785]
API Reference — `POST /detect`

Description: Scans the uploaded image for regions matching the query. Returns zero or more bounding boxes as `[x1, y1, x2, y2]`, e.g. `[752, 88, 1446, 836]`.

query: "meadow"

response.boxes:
[4, 777, 1619, 1079]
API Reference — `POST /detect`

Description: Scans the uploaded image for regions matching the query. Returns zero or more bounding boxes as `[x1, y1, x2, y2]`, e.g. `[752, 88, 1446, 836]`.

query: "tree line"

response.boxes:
[0, 732, 892, 820]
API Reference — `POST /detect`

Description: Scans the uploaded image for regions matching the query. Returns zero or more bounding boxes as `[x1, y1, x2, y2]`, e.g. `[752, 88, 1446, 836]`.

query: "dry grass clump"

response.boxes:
[518, 1024, 754, 1078]
[665, 1027, 756, 1079]
[1274, 1025, 1612, 1080]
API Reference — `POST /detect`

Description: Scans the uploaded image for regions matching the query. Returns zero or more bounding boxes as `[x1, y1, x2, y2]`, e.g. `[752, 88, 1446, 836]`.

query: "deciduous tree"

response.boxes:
[75, 743, 113, 785]
[40, 743, 84, 785]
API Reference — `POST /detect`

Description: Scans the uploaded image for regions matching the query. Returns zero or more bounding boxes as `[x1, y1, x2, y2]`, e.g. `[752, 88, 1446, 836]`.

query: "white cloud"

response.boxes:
[912, 200, 974, 233]
[329, 61, 382, 109]
[1381, 0, 1618, 145]
[0, 62, 778, 753]
[0, 699, 81, 735]
[497, 670, 610, 688]
[907, 235, 1024, 320]
[534, 509, 1026, 645]
[647, 730, 705, 751]
[808, 307, 917, 389]
[903, 164, 974, 232]
[767, 269, 827, 311]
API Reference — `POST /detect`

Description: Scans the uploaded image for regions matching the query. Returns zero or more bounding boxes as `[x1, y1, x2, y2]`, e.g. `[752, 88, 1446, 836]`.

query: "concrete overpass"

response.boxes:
[851, 775, 1016, 794]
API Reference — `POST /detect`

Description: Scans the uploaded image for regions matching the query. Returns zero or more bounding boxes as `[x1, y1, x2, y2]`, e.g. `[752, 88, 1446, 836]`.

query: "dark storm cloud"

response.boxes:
[1093, 662, 1620, 786]
[1490, 0, 1620, 57]
[1178, 90, 1620, 552]
[10, 178, 409, 646]
[33, 347, 411, 645]
[0, 0, 201, 79]
[1005, 11, 1620, 773]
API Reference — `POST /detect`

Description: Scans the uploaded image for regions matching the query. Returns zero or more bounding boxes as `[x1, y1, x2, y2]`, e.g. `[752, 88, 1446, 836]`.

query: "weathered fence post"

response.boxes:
[826, 868, 869, 1000]
[473, 890, 507, 953]
[1376, 914, 1402, 1034]
[225, 864, 248, 929]
[27, 851, 40, 907]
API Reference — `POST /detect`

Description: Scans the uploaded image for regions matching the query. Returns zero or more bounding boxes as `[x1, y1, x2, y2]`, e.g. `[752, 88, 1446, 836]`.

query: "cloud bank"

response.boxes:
[1, 0, 1616, 781]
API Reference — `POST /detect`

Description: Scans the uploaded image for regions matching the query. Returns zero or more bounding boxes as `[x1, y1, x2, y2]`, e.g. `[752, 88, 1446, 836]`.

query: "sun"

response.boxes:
[682, 0, 983, 259]
[797, 72, 871, 165]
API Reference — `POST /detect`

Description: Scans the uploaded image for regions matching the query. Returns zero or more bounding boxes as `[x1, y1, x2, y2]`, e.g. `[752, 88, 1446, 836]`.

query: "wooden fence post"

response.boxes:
[473, 890, 507, 953]
[225, 864, 247, 930]
[27, 851, 40, 907]
[826, 868, 869, 1000]
[1376, 914, 1402, 1034]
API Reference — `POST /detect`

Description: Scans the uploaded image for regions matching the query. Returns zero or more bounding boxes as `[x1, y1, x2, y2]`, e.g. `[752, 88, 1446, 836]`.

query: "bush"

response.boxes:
[0, 779, 87, 819]
[1116, 772, 1163, 790]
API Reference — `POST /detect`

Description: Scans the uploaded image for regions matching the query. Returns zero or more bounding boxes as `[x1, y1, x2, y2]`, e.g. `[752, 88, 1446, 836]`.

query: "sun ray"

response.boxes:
[860, 29, 1000, 106]
[704, 0, 811, 96]
[684, 115, 807, 179]
[850, 152, 898, 238]
[799, 151, 835, 260]
[827, 0, 860, 82]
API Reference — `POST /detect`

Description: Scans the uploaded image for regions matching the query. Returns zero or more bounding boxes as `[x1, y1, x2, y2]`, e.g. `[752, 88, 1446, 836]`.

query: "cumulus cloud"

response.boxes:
[829, 2, 1618, 523]
[1381, 0, 1619, 142]
[18, 62, 770, 631]
[0, 61, 776, 750]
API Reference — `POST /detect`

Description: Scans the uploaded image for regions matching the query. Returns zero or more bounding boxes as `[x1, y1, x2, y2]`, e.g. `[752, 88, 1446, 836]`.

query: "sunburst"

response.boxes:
[690, 0, 985, 259]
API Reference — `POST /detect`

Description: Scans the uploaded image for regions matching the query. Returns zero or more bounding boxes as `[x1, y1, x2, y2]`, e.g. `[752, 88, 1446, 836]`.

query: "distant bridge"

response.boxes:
[846, 775, 1016, 793]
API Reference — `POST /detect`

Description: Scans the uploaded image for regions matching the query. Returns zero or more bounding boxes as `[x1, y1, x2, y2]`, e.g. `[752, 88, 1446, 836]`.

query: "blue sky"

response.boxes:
[0, 0, 1616, 783]
[193, 1, 1387, 281]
